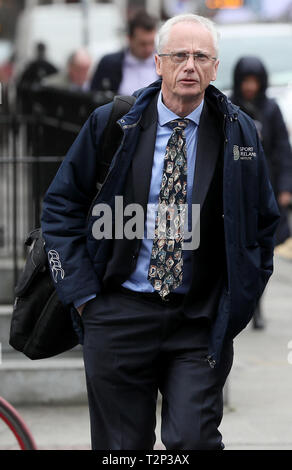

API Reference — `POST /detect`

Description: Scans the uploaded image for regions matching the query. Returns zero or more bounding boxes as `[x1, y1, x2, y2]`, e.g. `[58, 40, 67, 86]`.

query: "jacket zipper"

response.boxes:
[205, 107, 232, 369]
[222, 111, 231, 296]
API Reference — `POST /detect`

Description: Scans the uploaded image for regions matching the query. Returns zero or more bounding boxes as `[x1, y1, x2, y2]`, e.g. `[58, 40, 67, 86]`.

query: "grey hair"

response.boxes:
[156, 14, 220, 57]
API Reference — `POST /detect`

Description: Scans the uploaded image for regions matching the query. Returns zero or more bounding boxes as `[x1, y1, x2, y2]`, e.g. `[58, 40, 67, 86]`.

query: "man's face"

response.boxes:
[129, 27, 156, 60]
[155, 22, 219, 105]
[69, 61, 91, 86]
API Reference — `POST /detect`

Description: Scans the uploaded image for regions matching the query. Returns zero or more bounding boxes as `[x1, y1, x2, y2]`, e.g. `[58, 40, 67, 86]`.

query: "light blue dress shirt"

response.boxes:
[123, 92, 204, 294]
[118, 50, 158, 96]
[74, 92, 204, 307]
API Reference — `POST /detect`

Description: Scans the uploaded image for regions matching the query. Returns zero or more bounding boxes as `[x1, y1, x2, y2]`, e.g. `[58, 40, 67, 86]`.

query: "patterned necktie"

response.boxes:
[148, 119, 189, 300]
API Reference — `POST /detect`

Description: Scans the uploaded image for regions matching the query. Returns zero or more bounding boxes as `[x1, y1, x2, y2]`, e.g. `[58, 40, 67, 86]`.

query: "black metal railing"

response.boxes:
[0, 85, 112, 301]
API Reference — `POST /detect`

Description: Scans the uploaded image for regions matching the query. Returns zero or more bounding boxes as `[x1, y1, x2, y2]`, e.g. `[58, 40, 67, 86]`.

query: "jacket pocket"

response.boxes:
[236, 244, 261, 291]
[80, 296, 98, 320]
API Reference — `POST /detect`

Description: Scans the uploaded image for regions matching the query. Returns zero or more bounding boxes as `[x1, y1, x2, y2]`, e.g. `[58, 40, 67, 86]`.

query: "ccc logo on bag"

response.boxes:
[48, 250, 65, 283]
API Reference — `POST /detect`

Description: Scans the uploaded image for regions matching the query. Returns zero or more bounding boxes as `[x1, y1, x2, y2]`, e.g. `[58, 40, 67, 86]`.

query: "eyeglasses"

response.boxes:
[158, 52, 217, 65]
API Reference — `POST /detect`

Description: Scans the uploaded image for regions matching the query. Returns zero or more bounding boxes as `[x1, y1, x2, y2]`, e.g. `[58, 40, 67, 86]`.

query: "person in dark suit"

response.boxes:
[90, 10, 159, 95]
[41, 14, 280, 450]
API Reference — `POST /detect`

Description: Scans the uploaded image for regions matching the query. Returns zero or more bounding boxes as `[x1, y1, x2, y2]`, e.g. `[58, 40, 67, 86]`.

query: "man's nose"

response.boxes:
[184, 54, 196, 69]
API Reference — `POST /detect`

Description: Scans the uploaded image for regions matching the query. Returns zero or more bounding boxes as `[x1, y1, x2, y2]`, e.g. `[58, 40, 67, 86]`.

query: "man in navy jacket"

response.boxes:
[41, 14, 280, 450]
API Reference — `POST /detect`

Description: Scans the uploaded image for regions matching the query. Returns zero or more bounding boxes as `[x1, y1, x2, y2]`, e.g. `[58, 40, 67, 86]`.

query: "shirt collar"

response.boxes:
[157, 90, 204, 127]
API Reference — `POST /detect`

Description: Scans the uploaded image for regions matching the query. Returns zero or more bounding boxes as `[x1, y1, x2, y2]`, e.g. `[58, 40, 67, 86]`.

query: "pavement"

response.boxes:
[1, 254, 292, 451]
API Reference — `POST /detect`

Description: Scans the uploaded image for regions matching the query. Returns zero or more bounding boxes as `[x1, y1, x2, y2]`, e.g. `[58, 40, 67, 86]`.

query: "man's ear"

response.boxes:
[211, 59, 219, 82]
[155, 54, 162, 77]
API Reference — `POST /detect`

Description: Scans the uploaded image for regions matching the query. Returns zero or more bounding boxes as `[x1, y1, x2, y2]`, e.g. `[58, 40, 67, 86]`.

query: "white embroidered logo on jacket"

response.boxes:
[48, 250, 65, 283]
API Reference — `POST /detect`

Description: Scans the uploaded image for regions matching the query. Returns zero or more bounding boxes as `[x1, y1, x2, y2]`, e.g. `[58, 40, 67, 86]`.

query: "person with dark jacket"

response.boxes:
[17, 43, 58, 112]
[18, 43, 58, 88]
[231, 56, 292, 328]
[231, 56, 292, 244]
[90, 10, 159, 95]
[41, 15, 279, 450]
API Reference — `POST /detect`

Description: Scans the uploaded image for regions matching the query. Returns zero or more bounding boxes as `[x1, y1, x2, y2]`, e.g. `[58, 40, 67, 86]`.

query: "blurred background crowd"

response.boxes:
[0, 0, 292, 317]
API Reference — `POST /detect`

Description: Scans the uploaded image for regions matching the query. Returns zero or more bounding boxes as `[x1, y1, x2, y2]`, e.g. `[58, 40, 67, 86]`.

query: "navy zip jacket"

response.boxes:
[41, 79, 280, 366]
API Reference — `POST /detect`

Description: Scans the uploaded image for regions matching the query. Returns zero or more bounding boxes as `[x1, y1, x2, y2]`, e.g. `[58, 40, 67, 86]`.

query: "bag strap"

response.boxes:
[97, 94, 136, 186]
[30, 97, 137, 270]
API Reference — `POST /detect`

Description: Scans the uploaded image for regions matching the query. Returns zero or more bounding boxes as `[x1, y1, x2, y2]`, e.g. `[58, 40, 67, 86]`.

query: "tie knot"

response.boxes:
[168, 119, 189, 131]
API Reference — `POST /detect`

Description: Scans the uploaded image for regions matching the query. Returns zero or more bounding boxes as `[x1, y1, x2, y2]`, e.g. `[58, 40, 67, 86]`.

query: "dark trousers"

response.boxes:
[82, 288, 233, 450]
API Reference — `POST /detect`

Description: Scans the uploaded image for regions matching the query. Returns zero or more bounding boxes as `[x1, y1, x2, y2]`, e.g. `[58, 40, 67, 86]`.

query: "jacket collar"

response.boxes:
[118, 79, 239, 131]
[205, 84, 240, 118]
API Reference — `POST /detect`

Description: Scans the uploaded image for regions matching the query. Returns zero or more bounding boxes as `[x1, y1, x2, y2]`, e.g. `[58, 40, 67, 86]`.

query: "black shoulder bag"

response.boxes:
[9, 95, 136, 360]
